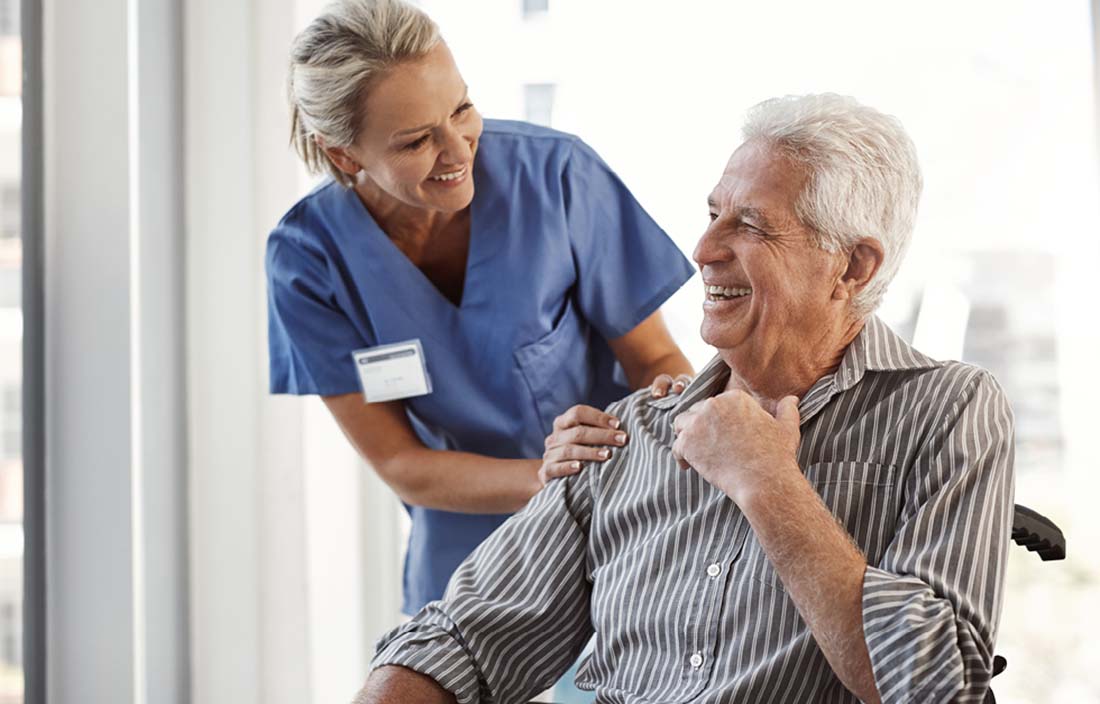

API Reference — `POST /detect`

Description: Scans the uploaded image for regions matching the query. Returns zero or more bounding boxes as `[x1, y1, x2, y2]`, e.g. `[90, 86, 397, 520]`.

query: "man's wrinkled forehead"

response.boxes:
[707, 142, 807, 226]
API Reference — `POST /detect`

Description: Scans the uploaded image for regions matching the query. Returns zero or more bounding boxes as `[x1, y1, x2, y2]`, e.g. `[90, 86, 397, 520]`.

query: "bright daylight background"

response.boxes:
[6, 1, 1100, 703]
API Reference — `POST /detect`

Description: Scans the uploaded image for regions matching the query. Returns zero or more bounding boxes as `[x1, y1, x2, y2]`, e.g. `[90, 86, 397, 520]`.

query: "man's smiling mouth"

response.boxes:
[706, 284, 752, 301]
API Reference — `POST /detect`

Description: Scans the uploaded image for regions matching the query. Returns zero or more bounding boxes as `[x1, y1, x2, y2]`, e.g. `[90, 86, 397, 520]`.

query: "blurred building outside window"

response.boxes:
[0, 0, 21, 700]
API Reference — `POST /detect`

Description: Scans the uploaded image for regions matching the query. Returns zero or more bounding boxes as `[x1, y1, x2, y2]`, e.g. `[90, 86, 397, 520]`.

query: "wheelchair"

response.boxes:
[985, 504, 1067, 703]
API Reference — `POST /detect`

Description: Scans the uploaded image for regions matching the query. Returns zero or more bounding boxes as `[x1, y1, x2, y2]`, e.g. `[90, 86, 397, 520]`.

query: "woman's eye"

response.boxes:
[403, 134, 430, 151]
[708, 212, 718, 222]
[454, 102, 473, 116]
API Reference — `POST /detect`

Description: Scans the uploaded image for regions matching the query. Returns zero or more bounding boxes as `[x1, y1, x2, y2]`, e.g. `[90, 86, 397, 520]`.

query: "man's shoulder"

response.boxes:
[609, 387, 677, 429]
[884, 358, 1007, 408]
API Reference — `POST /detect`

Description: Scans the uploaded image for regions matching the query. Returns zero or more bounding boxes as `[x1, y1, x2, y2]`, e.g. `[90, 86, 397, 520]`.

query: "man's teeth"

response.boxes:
[429, 167, 466, 182]
[707, 284, 752, 299]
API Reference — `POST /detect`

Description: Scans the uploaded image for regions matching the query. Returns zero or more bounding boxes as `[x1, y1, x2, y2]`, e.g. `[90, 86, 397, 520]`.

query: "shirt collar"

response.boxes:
[658, 316, 940, 425]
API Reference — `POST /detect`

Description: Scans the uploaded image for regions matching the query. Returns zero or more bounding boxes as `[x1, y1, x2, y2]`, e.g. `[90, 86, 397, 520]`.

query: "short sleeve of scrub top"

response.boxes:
[563, 138, 691, 340]
[267, 226, 373, 396]
[265, 119, 695, 614]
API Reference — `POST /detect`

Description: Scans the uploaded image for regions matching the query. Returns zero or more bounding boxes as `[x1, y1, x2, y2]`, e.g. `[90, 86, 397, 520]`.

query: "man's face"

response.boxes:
[694, 141, 850, 382]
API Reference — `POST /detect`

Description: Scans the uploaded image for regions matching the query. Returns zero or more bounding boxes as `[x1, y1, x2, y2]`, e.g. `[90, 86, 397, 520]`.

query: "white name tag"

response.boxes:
[352, 339, 433, 403]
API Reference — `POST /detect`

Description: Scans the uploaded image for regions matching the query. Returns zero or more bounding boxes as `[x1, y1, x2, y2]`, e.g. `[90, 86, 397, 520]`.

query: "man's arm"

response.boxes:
[858, 371, 1014, 702]
[354, 666, 456, 704]
[737, 462, 881, 702]
[357, 451, 601, 704]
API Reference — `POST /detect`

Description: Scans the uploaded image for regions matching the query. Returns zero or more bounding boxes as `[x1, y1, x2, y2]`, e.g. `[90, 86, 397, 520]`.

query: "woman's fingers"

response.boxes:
[672, 373, 693, 394]
[649, 373, 674, 397]
[544, 443, 612, 464]
[538, 460, 586, 485]
[650, 373, 695, 397]
[546, 423, 626, 449]
[552, 404, 620, 431]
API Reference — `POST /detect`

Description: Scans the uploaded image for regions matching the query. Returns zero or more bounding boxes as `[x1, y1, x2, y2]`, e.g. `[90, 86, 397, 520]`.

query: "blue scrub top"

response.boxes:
[266, 119, 695, 614]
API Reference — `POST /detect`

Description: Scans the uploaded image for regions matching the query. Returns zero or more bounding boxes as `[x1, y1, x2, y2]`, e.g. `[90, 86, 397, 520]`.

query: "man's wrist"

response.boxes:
[730, 458, 804, 513]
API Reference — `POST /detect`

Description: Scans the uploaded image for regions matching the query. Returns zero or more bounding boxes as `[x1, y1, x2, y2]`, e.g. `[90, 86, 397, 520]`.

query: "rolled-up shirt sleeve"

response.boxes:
[862, 370, 1015, 703]
[371, 461, 597, 704]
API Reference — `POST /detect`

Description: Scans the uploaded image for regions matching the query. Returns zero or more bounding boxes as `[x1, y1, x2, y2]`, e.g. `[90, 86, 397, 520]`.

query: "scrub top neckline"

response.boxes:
[337, 165, 486, 315]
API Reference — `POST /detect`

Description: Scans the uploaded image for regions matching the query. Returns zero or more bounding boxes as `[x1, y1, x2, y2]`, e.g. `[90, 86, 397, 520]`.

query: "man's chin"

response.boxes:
[699, 322, 740, 351]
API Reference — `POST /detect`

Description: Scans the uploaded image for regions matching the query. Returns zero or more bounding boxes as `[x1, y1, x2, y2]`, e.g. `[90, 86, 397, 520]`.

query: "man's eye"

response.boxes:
[403, 134, 430, 151]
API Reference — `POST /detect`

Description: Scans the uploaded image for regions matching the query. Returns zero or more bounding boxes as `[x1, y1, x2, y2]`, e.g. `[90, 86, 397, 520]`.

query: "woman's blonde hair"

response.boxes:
[288, 0, 441, 186]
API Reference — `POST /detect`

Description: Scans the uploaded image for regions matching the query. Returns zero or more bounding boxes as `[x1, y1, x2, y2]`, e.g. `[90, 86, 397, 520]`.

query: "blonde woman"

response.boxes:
[268, 0, 694, 629]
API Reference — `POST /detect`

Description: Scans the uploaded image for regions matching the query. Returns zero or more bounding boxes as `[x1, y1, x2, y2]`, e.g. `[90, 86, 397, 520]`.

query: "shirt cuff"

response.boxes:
[371, 608, 484, 704]
[862, 566, 975, 704]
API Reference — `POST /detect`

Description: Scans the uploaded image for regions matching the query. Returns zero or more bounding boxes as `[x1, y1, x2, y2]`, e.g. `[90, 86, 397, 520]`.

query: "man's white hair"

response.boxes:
[742, 94, 922, 316]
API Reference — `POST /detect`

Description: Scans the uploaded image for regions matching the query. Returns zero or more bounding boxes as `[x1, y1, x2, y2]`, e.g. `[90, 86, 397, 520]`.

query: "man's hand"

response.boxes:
[674, 392, 882, 702]
[671, 391, 801, 504]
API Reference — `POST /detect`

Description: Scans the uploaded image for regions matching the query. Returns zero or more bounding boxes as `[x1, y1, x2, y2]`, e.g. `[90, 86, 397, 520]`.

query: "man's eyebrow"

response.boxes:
[707, 201, 775, 228]
[392, 88, 470, 138]
[734, 206, 772, 228]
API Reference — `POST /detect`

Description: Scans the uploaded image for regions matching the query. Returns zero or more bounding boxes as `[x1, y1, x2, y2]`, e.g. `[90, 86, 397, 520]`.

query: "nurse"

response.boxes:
[268, 0, 696, 617]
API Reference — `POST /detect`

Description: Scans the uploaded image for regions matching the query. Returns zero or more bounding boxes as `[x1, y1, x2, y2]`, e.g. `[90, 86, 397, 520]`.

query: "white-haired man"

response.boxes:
[356, 94, 1014, 704]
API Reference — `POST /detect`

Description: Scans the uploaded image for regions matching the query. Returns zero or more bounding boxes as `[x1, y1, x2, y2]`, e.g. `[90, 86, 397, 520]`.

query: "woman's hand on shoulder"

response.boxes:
[539, 405, 626, 485]
[538, 376, 692, 486]
[648, 373, 693, 398]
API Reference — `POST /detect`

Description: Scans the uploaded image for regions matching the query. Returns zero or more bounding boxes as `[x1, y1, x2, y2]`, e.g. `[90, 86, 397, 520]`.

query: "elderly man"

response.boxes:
[356, 94, 1014, 704]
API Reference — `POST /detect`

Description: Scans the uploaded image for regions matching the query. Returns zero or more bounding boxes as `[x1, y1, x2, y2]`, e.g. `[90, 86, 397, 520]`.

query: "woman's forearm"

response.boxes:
[377, 448, 542, 514]
[608, 310, 694, 390]
[632, 350, 694, 389]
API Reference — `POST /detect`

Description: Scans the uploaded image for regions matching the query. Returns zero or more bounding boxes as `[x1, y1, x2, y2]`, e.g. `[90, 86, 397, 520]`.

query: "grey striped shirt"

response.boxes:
[372, 316, 1015, 703]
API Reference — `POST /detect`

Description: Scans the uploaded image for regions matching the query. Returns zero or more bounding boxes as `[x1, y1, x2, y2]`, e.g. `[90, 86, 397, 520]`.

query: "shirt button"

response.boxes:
[689, 652, 704, 669]
[706, 563, 722, 578]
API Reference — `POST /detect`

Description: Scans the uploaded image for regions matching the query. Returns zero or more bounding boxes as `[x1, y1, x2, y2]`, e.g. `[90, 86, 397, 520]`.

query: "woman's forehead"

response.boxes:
[360, 44, 466, 137]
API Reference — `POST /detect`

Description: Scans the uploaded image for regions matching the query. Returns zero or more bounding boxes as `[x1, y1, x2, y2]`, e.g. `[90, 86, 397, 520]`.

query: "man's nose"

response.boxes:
[693, 225, 727, 268]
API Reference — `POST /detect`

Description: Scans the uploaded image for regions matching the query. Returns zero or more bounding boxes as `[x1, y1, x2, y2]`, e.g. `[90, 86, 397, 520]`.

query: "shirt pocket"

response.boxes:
[744, 461, 899, 592]
[513, 299, 590, 435]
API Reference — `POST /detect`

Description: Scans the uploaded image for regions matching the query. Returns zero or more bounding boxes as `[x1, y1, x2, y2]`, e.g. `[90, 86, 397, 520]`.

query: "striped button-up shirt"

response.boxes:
[372, 316, 1015, 703]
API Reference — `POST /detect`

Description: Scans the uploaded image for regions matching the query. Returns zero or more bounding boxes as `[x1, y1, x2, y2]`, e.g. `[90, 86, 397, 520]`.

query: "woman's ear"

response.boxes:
[316, 135, 363, 177]
[834, 238, 885, 302]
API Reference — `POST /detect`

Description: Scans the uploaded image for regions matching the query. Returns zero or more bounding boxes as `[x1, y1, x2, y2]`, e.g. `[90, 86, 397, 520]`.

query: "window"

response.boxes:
[523, 83, 555, 127]
[0, 185, 17, 241]
[0, 0, 16, 38]
[0, 385, 17, 461]
[521, 0, 548, 19]
[0, 0, 22, 698]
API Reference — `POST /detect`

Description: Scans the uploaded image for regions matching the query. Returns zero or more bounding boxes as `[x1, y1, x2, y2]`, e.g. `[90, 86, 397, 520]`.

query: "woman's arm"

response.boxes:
[327, 310, 691, 512]
[608, 310, 693, 390]
[324, 393, 541, 514]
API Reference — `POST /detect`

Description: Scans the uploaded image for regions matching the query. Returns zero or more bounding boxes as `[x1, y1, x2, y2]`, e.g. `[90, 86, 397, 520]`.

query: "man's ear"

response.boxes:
[316, 135, 363, 178]
[834, 238, 885, 302]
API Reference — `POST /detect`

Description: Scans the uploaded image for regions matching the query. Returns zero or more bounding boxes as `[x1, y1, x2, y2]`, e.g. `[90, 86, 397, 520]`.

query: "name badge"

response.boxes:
[352, 339, 433, 403]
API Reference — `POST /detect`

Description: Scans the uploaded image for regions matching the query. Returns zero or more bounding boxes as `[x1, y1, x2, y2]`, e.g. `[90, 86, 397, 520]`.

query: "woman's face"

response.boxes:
[337, 42, 483, 214]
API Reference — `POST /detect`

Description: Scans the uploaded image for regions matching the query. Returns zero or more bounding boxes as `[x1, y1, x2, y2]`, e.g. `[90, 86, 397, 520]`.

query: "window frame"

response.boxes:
[21, 0, 45, 700]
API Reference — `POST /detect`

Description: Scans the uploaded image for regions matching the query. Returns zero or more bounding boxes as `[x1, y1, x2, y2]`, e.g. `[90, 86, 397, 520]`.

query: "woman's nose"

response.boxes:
[438, 126, 471, 166]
